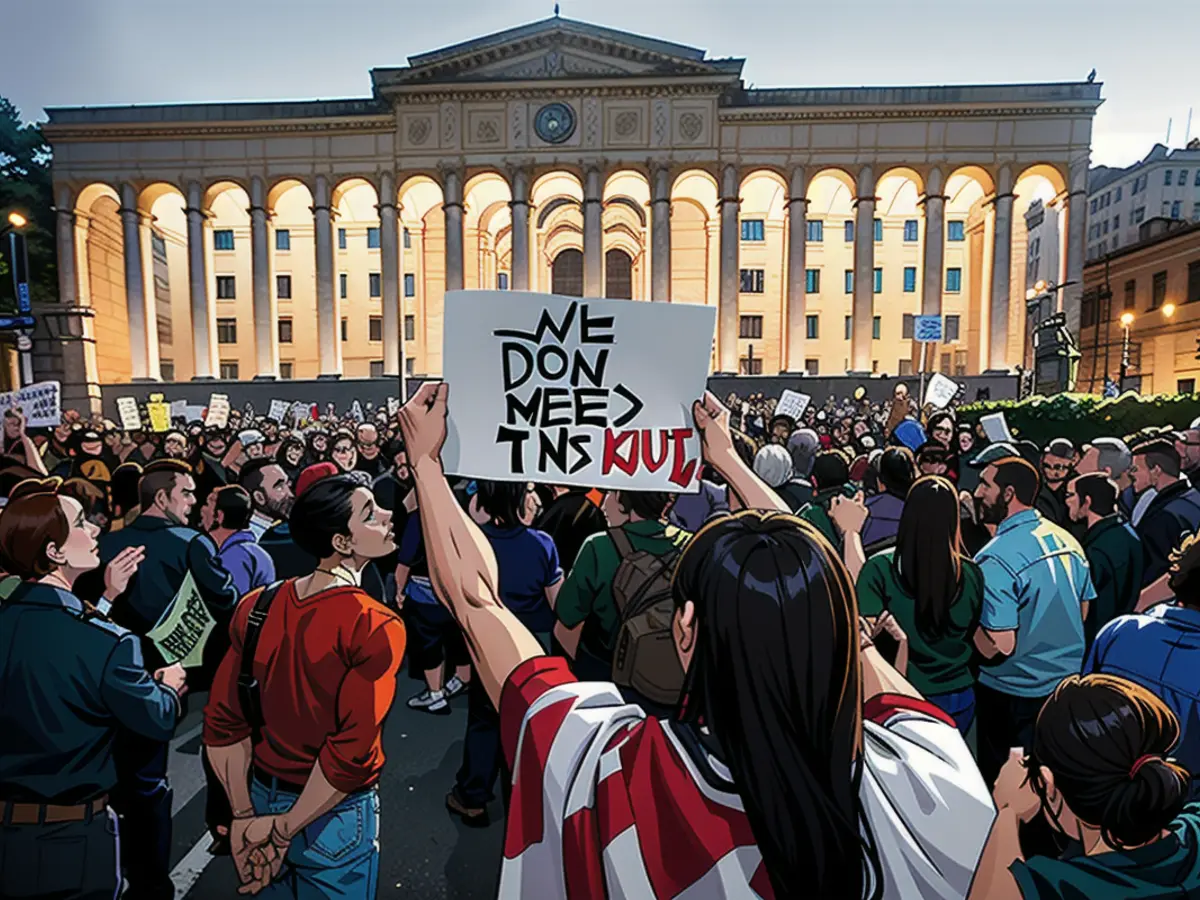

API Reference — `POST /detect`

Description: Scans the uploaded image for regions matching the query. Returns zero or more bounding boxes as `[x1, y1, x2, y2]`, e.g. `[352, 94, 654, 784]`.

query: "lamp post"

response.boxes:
[1119, 311, 1134, 389]
[2, 210, 33, 386]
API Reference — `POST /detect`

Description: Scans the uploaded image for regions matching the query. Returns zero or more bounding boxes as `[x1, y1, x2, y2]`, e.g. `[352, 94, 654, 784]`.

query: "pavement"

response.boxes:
[166, 680, 504, 899]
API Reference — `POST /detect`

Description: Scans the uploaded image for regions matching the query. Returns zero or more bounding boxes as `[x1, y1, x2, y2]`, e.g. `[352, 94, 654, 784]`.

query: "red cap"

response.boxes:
[296, 462, 339, 498]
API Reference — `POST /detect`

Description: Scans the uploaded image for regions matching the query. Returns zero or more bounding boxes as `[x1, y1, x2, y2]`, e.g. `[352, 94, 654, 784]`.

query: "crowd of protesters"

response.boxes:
[0, 378, 1199, 900]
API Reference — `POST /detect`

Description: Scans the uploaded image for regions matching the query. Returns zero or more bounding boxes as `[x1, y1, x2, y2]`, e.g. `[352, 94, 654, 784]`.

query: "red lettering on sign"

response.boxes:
[601, 429, 639, 476]
[667, 428, 698, 488]
[641, 429, 669, 473]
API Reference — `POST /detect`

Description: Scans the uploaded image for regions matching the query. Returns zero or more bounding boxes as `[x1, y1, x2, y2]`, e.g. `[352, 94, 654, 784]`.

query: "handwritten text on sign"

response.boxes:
[441, 291, 716, 491]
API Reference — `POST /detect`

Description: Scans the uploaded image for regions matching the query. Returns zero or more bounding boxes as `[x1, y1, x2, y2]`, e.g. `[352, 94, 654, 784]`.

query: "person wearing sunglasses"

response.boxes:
[1036, 438, 1079, 535]
[969, 673, 1200, 899]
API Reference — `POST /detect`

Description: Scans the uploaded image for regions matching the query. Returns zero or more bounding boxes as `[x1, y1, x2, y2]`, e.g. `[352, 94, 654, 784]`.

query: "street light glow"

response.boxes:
[1034, 280, 1047, 293]
[1163, 302, 1177, 318]
[1120, 312, 1135, 327]
[6, 212, 27, 229]
[1026, 288, 1037, 301]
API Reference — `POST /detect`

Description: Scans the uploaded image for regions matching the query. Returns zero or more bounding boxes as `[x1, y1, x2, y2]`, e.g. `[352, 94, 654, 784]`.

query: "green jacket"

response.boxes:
[1081, 515, 1144, 645]
[798, 488, 845, 552]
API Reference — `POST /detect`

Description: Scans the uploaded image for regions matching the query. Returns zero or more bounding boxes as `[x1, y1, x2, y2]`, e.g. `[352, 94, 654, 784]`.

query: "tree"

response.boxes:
[0, 97, 55, 314]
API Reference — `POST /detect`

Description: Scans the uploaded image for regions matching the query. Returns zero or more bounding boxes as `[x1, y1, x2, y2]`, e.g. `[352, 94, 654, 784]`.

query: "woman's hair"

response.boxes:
[59, 477, 109, 523]
[895, 476, 964, 637]
[672, 511, 878, 899]
[473, 479, 527, 527]
[276, 436, 305, 464]
[927, 410, 956, 440]
[877, 447, 915, 497]
[1168, 532, 1200, 608]
[1033, 674, 1189, 849]
[0, 479, 69, 580]
[753, 444, 793, 488]
[288, 470, 371, 558]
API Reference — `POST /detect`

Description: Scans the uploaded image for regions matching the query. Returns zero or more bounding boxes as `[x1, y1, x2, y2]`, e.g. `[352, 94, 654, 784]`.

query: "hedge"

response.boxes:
[957, 392, 1200, 446]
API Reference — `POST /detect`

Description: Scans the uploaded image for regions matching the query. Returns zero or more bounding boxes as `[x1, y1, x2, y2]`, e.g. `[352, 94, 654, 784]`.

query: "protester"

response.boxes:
[1077, 437, 1136, 518]
[862, 446, 915, 548]
[204, 485, 276, 598]
[353, 423, 386, 479]
[240, 458, 309, 578]
[752, 443, 793, 499]
[329, 430, 358, 474]
[798, 449, 852, 550]
[534, 484, 607, 572]
[1037, 437, 1078, 532]
[1131, 439, 1200, 587]
[778, 427, 819, 511]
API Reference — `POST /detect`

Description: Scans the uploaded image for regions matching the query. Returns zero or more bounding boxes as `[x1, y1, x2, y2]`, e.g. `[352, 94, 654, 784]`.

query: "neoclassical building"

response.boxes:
[40, 16, 1101, 405]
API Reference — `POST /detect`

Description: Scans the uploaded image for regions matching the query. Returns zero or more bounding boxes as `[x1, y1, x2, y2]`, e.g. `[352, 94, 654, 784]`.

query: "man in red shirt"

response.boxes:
[204, 464, 405, 898]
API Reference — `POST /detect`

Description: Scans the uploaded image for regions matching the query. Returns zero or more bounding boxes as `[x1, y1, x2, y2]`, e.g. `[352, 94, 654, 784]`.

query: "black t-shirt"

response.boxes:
[355, 454, 387, 480]
[534, 489, 606, 574]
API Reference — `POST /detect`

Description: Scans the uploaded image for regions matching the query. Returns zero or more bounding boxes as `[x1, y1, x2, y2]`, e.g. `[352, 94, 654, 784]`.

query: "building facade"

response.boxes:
[38, 17, 1100, 407]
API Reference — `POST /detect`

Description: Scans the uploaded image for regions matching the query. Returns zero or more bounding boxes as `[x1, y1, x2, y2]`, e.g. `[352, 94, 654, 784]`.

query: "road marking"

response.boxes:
[170, 831, 214, 899]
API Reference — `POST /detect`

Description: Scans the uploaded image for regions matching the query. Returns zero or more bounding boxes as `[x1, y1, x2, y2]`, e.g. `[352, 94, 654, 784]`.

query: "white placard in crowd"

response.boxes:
[775, 389, 811, 421]
[924, 373, 961, 410]
[182, 404, 207, 424]
[170, 399, 187, 421]
[116, 396, 142, 431]
[205, 393, 231, 428]
[350, 400, 365, 422]
[442, 290, 716, 492]
[980, 412, 1014, 444]
[268, 400, 290, 423]
[0, 381, 61, 428]
[386, 396, 401, 417]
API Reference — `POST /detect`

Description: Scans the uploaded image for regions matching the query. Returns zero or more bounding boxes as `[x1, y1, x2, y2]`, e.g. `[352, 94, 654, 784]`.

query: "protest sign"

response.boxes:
[924, 373, 961, 410]
[980, 412, 1014, 444]
[268, 400, 290, 423]
[145, 571, 215, 668]
[350, 400, 365, 422]
[386, 396, 400, 417]
[205, 393, 231, 428]
[170, 399, 187, 422]
[116, 397, 142, 431]
[441, 290, 716, 492]
[146, 393, 171, 432]
[775, 390, 811, 421]
[0, 381, 61, 428]
[243, 401, 256, 420]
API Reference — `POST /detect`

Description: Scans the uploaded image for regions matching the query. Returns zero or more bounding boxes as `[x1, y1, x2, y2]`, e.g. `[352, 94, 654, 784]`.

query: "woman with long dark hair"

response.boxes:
[397, 383, 995, 900]
[970, 674, 1200, 899]
[857, 475, 983, 734]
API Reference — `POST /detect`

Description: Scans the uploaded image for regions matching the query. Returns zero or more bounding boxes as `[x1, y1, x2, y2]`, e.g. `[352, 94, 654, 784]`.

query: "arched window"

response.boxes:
[552, 248, 584, 297]
[605, 248, 633, 300]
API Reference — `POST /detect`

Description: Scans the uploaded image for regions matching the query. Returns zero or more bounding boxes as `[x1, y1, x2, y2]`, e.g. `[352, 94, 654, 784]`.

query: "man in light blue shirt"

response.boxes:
[973, 456, 1094, 786]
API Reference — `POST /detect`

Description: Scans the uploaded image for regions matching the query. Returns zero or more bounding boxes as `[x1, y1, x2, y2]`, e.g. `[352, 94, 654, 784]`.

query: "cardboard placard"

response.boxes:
[775, 390, 811, 421]
[204, 393, 231, 428]
[116, 397, 143, 431]
[0, 381, 62, 428]
[268, 400, 290, 423]
[924, 373, 961, 410]
[146, 393, 171, 432]
[980, 412, 1014, 444]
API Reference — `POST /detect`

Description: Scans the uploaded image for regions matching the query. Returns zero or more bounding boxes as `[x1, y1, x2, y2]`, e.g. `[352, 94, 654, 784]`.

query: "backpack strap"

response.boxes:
[236, 580, 284, 746]
[608, 526, 634, 560]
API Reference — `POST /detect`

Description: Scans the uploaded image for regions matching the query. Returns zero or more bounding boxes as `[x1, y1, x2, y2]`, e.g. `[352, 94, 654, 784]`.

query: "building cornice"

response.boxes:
[718, 105, 1099, 122]
[42, 115, 396, 143]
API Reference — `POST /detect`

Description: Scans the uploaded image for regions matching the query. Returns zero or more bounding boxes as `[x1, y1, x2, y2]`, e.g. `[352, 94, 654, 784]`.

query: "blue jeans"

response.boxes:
[928, 686, 976, 736]
[249, 776, 379, 900]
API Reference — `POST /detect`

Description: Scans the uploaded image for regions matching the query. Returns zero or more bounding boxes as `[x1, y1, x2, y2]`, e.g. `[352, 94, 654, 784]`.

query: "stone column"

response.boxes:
[583, 164, 604, 296]
[185, 181, 215, 379]
[920, 168, 946, 318]
[442, 166, 465, 292]
[650, 163, 672, 302]
[509, 166, 531, 291]
[119, 183, 157, 381]
[248, 176, 278, 380]
[55, 185, 78, 306]
[313, 174, 341, 378]
[718, 163, 740, 373]
[851, 166, 876, 373]
[785, 166, 808, 371]
[1062, 157, 1088, 339]
[377, 170, 402, 378]
[988, 165, 1016, 371]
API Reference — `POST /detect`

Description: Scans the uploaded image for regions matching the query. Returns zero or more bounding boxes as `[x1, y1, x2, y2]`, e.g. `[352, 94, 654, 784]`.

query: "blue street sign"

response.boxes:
[16, 282, 29, 313]
[914, 315, 943, 343]
[0, 315, 35, 331]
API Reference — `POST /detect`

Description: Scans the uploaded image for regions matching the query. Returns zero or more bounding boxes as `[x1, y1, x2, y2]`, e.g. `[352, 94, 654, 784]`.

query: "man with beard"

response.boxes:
[53, 426, 117, 488]
[972, 457, 1094, 787]
[239, 457, 312, 578]
[1, 407, 48, 478]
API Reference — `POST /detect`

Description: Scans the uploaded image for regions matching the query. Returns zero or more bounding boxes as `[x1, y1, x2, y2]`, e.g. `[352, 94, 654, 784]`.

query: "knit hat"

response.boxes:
[296, 462, 339, 498]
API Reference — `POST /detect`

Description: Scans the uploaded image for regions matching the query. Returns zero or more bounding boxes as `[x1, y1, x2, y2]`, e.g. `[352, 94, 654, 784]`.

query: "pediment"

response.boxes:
[468, 44, 655, 80]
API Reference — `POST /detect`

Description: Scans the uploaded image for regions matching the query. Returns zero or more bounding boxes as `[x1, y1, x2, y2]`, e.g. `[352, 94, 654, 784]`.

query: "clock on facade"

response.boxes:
[534, 102, 576, 144]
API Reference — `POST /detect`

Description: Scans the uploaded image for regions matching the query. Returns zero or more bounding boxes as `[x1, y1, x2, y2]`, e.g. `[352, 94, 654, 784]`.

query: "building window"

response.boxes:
[369, 316, 383, 342]
[954, 350, 968, 377]
[1152, 271, 1167, 308]
[370, 361, 385, 377]
[1102, 220, 1109, 235]
[216, 318, 238, 344]
[275, 229, 290, 251]
[1179, 379, 1197, 395]
[844, 270, 854, 294]
[216, 275, 236, 299]
[341, 318, 349, 341]
[213, 229, 235, 251]
[844, 220, 854, 243]
[403, 227, 411, 248]
[337, 228, 347, 250]
[873, 267, 883, 294]
[219, 360, 239, 380]
[805, 269, 820, 293]
[369, 273, 382, 298]
[279, 361, 293, 380]
[1195, 171, 1200, 186]
[404, 315, 415, 341]
[1171, 201, 1182, 219]
[739, 315, 763, 339]
[805, 358, 819, 376]
[806, 315, 819, 339]
[367, 226, 380, 249]
[404, 273, 415, 297]
[844, 316, 852, 340]
[1165, 170, 1174, 186]
[738, 356, 763, 375]
[806, 220, 823, 242]
[1188, 261, 1200, 304]
[160, 360, 174, 381]
[945, 268, 962, 292]
[1115, 186, 1122, 201]
[276, 275, 292, 299]
[338, 273, 347, 299]
[1089, 199, 1098, 214]
[872, 316, 881, 340]
[1134, 206, 1146, 224]
[945, 315, 961, 342]
[947, 221, 965, 242]
[605, 249, 634, 300]
[898, 359, 913, 376]
[739, 269, 765, 293]
[903, 219, 918, 242]
[740, 219, 765, 242]
[405, 357, 415, 376]
[873, 218, 883, 242]
[903, 266, 917, 293]
[1113, 214, 1120, 230]
[278, 318, 293, 344]
[902, 314, 915, 339]
[1193, 203, 1200, 221]
[497, 272, 509, 290]
[552, 249, 584, 296]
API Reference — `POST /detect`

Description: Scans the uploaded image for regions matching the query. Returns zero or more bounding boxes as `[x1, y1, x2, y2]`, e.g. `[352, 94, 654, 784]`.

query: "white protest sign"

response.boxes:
[924, 373, 961, 410]
[243, 401, 256, 421]
[146, 571, 215, 668]
[0, 381, 62, 428]
[170, 399, 188, 422]
[116, 397, 143, 431]
[441, 290, 716, 492]
[350, 400, 365, 422]
[980, 412, 1014, 444]
[182, 404, 207, 423]
[775, 390, 811, 421]
[386, 396, 401, 418]
[268, 400, 290, 423]
[205, 393, 231, 428]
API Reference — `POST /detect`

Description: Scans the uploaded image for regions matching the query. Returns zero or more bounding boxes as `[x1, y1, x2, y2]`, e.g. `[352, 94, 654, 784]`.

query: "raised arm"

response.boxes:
[692, 392, 789, 514]
[399, 383, 545, 709]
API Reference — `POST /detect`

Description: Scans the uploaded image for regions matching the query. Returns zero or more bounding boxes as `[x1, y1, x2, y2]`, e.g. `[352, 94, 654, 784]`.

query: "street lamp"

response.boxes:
[1119, 311, 1135, 387]
[1163, 302, 1177, 319]
[3, 209, 34, 386]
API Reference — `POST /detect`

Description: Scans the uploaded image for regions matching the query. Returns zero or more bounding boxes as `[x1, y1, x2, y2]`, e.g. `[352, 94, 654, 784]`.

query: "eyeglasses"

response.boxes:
[1043, 462, 1072, 472]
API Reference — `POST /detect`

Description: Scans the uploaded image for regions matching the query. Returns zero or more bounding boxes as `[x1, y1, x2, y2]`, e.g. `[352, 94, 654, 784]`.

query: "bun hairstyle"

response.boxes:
[1034, 674, 1190, 849]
